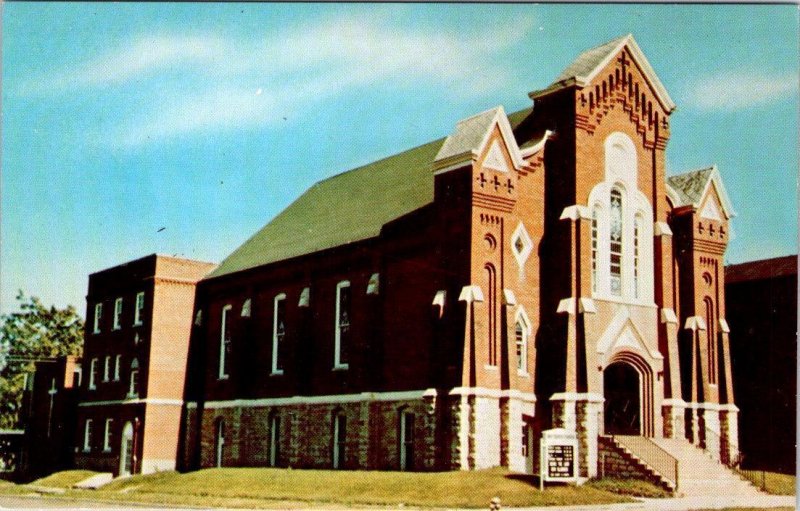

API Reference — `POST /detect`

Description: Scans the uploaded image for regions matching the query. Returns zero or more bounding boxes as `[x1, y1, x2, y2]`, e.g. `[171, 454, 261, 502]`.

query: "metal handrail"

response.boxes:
[611, 435, 679, 492]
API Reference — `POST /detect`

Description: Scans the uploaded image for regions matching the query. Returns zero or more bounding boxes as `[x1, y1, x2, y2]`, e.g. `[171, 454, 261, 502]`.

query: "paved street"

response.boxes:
[0, 493, 796, 511]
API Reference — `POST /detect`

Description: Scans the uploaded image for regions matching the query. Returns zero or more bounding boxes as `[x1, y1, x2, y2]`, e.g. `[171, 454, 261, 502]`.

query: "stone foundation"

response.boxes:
[191, 388, 535, 472]
[661, 399, 686, 439]
[719, 404, 739, 466]
[551, 392, 603, 479]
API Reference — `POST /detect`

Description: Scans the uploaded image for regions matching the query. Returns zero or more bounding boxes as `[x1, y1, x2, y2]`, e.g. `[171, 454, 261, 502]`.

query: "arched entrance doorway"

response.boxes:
[119, 422, 134, 477]
[603, 351, 656, 436]
[604, 362, 640, 435]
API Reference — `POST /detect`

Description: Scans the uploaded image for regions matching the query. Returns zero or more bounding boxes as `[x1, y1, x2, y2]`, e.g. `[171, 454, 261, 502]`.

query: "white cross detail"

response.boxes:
[47, 378, 58, 438]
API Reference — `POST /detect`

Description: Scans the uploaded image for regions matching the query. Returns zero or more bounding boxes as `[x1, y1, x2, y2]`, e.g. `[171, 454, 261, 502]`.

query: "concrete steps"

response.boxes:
[648, 437, 763, 498]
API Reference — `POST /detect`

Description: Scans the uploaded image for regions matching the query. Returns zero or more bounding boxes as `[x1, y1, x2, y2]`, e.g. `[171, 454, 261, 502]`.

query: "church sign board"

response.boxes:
[539, 428, 579, 488]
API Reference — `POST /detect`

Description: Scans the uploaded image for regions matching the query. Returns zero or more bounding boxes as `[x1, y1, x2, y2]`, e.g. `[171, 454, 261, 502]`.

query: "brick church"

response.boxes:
[21, 34, 740, 484]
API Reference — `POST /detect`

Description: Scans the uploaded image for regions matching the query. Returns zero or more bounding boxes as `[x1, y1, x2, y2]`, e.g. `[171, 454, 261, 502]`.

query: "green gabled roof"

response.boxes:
[207, 107, 533, 280]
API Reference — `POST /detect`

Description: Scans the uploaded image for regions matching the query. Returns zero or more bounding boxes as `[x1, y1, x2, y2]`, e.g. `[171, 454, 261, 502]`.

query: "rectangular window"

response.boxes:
[272, 294, 286, 375]
[332, 413, 346, 469]
[129, 369, 139, 397]
[591, 210, 598, 293]
[83, 419, 93, 452]
[93, 303, 103, 334]
[334, 282, 351, 369]
[103, 356, 111, 382]
[515, 322, 527, 373]
[269, 415, 280, 467]
[103, 418, 113, 452]
[399, 411, 414, 471]
[113, 355, 121, 381]
[521, 424, 529, 457]
[218, 305, 232, 379]
[134, 292, 145, 326]
[89, 358, 98, 390]
[113, 297, 123, 330]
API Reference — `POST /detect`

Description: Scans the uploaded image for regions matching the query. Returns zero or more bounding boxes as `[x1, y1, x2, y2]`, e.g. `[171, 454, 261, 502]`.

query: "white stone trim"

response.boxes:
[557, 297, 575, 314]
[654, 221, 673, 236]
[661, 398, 687, 407]
[502, 289, 517, 306]
[201, 390, 432, 409]
[550, 392, 604, 403]
[559, 205, 592, 221]
[660, 308, 678, 324]
[684, 316, 707, 331]
[366, 273, 380, 295]
[78, 398, 183, 407]
[240, 298, 252, 318]
[520, 130, 553, 157]
[458, 285, 484, 303]
[596, 306, 664, 361]
[579, 298, 597, 314]
[450, 386, 537, 403]
[719, 318, 730, 333]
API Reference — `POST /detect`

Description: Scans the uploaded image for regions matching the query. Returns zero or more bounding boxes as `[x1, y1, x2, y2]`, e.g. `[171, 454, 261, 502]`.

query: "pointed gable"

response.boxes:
[433, 105, 525, 174]
[529, 34, 676, 113]
[596, 307, 664, 362]
[666, 165, 736, 219]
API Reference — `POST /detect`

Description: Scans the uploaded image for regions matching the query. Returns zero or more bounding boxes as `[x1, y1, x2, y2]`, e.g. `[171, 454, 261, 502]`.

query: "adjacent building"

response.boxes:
[74, 255, 214, 476]
[726, 255, 796, 473]
[18, 356, 81, 480]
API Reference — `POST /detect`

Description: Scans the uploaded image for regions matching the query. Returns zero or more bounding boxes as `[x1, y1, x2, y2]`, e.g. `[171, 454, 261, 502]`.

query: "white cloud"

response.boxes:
[686, 70, 798, 110]
[26, 15, 536, 148]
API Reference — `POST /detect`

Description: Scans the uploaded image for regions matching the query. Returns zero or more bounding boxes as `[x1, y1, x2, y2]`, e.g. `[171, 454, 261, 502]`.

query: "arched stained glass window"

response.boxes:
[609, 188, 623, 296]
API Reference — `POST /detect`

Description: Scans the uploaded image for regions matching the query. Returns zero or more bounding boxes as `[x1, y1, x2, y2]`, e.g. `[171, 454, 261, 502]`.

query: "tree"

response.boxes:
[0, 292, 83, 429]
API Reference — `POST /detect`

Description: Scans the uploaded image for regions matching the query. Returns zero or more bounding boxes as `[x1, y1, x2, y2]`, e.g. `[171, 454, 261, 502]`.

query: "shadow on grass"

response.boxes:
[503, 473, 542, 487]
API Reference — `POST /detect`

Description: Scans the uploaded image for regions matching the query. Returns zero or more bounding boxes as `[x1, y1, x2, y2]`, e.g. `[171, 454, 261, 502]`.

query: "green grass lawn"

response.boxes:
[30, 470, 100, 489]
[585, 477, 670, 498]
[0, 467, 657, 508]
[736, 470, 796, 495]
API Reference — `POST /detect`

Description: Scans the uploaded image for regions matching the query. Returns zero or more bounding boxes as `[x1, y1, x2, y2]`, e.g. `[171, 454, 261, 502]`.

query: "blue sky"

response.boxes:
[2, 3, 798, 317]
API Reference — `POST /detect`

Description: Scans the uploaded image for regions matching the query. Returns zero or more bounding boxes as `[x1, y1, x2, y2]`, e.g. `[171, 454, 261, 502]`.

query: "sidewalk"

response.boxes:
[507, 494, 796, 511]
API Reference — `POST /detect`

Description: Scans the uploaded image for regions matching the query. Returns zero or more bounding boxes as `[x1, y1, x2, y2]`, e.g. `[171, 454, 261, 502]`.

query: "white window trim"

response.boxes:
[272, 294, 287, 375]
[93, 303, 102, 334]
[103, 356, 111, 382]
[83, 419, 93, 452]
[587, 180, 655, 305]
[113, 297, 123, 330]
[219, 305, 232, 380]
[89, 358, 98, 390]
[333, 281, 350, 370]
[103, 418, 113, 452]
[514, 307, 531, 376]
[134, 292, 145, 326]
[128, 369, 139, 398]
[113, 355, 121, 381]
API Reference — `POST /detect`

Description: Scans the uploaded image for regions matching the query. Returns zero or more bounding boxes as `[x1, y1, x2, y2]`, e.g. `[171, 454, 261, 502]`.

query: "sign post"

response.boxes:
[539, 428, 579, 489]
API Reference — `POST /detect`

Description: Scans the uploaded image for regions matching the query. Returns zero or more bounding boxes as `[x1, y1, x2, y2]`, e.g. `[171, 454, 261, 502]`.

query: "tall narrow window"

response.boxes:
[521, 423, 530, 457]
[334, 282, 351, 369]
[399, 410, 415, 471]
[113, 297, 123, 330]
[332, 411, 346, 469]
[591, 208, 599, 293]
[129, 359, 139, 398]
[215, 419, 225, 468]
[705, 297, 717, 385]
[114, 355, 121, 381]
[485, 264, 497, 366]
[103, 418, 113, 452]
[269, 414, 280, 467]
[134, 292, 145, 326]
[515, 321, 528, 374]
[272, 294, 287, 375]
[103, 356, 111, 382]
[609, 188, 623, 296]
[633, 215, 642, 298]
[83, 419, 93, 452]
[89, 358, 98, 390]
[93, 303, 103, 334]
[219, 305, 232, 379]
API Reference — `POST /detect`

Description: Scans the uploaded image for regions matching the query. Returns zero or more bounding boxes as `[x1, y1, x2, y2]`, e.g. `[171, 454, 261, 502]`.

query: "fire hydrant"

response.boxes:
[489, 497, 501, 510]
